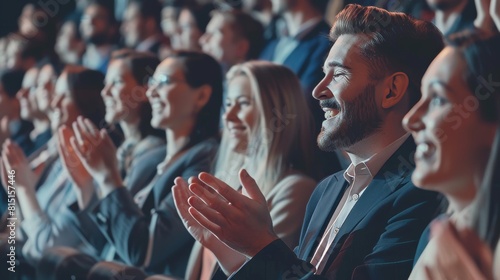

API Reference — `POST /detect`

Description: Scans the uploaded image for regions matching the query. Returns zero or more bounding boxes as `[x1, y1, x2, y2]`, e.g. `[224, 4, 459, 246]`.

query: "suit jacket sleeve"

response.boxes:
[346, 183, 440, 280]
[90, 140, 217, 273]
[228, 239, 322, 280]
[20, 182, 96, 265]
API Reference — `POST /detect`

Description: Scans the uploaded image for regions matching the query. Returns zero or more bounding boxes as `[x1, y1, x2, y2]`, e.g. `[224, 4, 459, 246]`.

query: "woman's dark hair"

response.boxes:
[468, 35, 500, 251]
[449, 36, 500, 123]
[182, 2, 215, 33]
[64, 65, 106, 128]
[166, 50, 223, 149]
[111, 50, 164, 139]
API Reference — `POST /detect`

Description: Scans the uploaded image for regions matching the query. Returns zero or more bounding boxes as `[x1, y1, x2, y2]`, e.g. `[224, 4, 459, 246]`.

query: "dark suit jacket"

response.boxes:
[224, 138, 441, 280]
[90, 138, 219, 278]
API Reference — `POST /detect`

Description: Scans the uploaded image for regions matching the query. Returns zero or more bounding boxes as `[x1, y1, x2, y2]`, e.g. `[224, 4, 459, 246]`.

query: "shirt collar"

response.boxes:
[343, 133, 411, 184]
[283, 17, 322, 40]
[136, 35, 160, 52]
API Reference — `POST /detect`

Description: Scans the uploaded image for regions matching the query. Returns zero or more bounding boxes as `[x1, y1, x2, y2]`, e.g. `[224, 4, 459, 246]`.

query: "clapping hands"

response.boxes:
[58, 116, 122, 198]
[173, 169, 279, 258]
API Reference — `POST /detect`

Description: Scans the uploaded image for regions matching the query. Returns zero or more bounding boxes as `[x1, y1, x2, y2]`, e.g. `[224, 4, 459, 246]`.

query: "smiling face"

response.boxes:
[403, 47, 495, 200]
[223, 75, 259, 153]
[121, 2, 144, 48]
[176, 9, 203, 51]
[146, 57, 199, 130]
[17, 67, 40, 120]
[313, 34, 383, 152]
[35, 64, 57, 114]
[50, 72, 80, 132]
[199, 14, 241, 67]
[102, 59, 143, 124]
[80, 4, 111, 45]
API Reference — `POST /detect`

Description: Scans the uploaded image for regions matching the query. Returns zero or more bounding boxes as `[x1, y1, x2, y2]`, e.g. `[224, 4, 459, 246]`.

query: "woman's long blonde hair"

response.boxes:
[215, 61, 316, 196]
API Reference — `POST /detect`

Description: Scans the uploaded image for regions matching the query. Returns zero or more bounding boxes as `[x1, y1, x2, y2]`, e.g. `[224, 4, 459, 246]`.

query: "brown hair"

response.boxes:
[331, 4, 444, 107]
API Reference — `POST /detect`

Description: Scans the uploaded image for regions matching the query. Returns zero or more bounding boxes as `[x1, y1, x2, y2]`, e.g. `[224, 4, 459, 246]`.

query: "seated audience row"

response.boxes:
[0, 0, 499, 279]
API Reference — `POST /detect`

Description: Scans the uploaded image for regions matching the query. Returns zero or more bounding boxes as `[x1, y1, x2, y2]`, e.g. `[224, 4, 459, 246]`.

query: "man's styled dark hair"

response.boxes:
[129, 0, 163, 31]
[213, 9, 264, 60]
[331, 4, 444, 107]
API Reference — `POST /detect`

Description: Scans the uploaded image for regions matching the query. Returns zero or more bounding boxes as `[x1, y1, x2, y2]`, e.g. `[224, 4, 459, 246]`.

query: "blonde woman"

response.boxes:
[171, 61, 318, 279]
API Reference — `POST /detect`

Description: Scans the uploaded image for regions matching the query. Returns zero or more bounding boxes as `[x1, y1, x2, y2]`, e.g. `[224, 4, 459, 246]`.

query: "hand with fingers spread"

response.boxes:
[186, 169, 279, 258]
[415, 220, 493, 280]
[174, 174, 262, 274]
[1, 139, 39, 191]
[57, 125, 95, 209]
[70, 116, 122, 197]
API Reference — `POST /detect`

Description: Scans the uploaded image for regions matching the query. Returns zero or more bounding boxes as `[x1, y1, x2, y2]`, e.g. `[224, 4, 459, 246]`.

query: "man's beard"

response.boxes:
[317, 84, 383, 152]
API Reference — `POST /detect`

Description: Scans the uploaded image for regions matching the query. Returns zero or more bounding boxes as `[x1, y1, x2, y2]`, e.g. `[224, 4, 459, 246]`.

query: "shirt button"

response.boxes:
[352, 194, 359, 201]
[334, 227, 339, 234]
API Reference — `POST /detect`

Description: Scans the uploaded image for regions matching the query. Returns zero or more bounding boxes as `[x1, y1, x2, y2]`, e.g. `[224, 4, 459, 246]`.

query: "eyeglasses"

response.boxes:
[148, 75, 185, 88]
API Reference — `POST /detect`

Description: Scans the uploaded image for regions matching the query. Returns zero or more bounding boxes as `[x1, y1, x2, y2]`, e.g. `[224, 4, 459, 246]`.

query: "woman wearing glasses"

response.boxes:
[61, 51, 223, 278]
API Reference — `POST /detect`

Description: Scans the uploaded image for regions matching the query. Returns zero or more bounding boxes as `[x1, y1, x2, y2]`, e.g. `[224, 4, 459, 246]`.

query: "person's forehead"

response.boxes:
[324, 34, 367, 69]
[86, 4, 108, 18]
[422, 47, 466, 92]
[227, 75, 252, 98]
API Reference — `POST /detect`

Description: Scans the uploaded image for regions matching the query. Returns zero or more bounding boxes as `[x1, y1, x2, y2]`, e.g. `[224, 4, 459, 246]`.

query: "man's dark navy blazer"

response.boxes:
[224, 138, 441, 280]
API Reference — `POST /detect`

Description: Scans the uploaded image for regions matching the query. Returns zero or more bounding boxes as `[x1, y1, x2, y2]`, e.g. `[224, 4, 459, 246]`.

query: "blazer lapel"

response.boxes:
[323, 138, 416, 272]
[331, 171, 406, 246]
[282, 21, 329, 76]
[298, 175, 348, 261]
[282, 40, 312, 75]
[259, 40, 278, 61]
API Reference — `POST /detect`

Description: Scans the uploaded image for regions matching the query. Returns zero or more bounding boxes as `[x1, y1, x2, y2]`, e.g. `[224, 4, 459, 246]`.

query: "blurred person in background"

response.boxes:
[80, 0, 118, 73]
[427, 0, 477, 37]
[0, 66, 108, 279]
[16, 67, 52, 156]
[0, 70, 30, 150]
[121, 0, 171, 57]
[174, 2, 215, 51]
[56, 14, 86, 65]
[199, 9, 264, 74]
[161, 0, 184, 52]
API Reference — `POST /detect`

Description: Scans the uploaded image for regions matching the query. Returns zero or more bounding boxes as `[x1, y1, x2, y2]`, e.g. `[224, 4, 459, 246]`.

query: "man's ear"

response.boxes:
[381, 72, 409, 109]
[194, 85, 212, 113]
